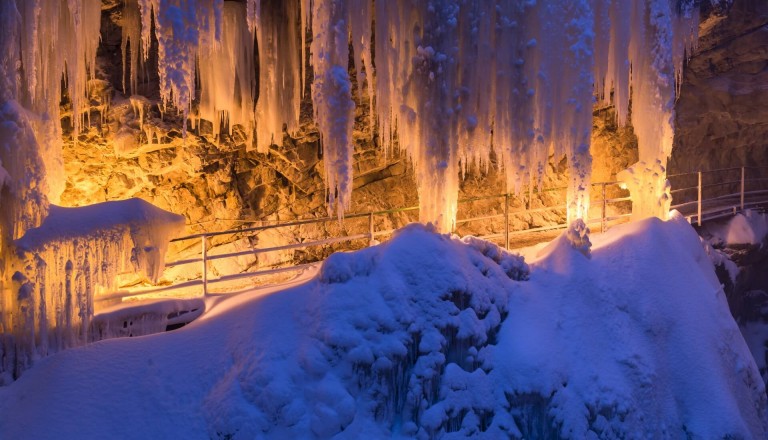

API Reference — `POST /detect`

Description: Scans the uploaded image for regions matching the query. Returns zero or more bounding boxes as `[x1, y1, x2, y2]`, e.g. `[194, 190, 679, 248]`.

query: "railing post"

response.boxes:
[504, 193, 510, 250]
[601, 183, 607, 233]
[201, 234, 208, 296]
[697, 171, 703, 226]
[741, 166, 745, 211]
[368, 212, 375, 247]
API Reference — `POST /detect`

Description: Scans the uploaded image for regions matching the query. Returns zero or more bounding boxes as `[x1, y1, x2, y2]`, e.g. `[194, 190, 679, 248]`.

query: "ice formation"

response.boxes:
[0, 1, 702, 234]
[309, 0, 356, 219]
[250, 0, 303, 153]
[109, 0, 701, 230]
[0, 0, 102, 204]
[136, 0, 222, 136]
[196, 1, 255, 143]
[0, 199, 185, 381]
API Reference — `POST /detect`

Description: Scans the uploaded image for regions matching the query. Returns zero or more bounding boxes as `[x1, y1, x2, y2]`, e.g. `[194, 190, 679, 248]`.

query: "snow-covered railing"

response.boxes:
[99, 166, 768, 302]
[98, 180, 632, 301]
[668, 166, 768, 226]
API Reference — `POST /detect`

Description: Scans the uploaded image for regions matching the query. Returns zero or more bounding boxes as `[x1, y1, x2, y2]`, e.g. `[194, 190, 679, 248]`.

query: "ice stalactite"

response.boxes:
[0, 103, 51, 242]
[536, 0, 595, 223]
[197, 2, 255, 143]
[596, 0, 699, 220]
[310, 0, 356, 219]
[112, 0, 702, 230]
[370, 1, 597, 231]
[136, 0, 223, 136]
[121, 0, 144, 96]
[373, 1, 464, 233]
[1, 199, 184, 381]
[8, 0, 102, 204]
[251, 0, 303, 152]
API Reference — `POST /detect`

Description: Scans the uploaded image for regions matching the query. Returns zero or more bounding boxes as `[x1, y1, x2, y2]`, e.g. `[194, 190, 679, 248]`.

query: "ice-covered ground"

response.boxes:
[0, 213, 765, 438]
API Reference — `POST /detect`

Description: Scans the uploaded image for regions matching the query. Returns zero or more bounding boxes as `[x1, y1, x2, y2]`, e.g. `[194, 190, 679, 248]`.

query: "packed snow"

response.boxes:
[0, 213, 765, 438]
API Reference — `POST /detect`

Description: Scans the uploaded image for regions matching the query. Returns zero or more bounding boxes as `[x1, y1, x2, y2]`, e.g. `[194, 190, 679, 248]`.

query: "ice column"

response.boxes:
[601, 0, 699, 220]
[121, 0, 144, 95]
[373, 1, 465, 232]
[311, 0, 368, 219]
[10, 0, 102, 203]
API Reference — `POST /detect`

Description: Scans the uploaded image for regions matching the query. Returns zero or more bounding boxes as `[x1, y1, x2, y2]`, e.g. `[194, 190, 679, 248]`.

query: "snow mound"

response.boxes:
[0, 219, 765, 439]
[714, 210, 768, 246]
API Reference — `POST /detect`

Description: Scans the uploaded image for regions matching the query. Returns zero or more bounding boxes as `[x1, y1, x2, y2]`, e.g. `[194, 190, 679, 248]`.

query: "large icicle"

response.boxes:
[610, 0, 699, 220]
[252, 0, 303, 152]
[121, 0, 144, 95]
[197, 1, 256, 143]
[136, 0, 222, 135]
[10, 0, 102, 203]
[310, 0, 356, 219]
[373, 1, 466, 232]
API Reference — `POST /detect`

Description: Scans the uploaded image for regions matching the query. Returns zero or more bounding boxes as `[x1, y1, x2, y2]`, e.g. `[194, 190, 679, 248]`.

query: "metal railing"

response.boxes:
[668, 166, 768, 226]
[98, 165, 768, 302]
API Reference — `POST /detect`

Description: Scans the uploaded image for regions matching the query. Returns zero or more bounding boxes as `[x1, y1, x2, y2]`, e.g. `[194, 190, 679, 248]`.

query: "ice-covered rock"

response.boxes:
[0, 198, 184, 382]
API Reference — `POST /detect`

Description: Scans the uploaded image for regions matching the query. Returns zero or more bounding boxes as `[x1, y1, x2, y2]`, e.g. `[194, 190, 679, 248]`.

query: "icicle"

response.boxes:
[311, 0, 355, 220]
[121, 0, 144, 95]
[253, 0, 303, 152]
[136, 0, 222, 136]
[197, 1, 255, 144]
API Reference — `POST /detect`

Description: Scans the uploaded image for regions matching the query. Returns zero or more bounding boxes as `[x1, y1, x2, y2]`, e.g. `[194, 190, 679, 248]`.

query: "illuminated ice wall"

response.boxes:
[108, 0, 701, 230]
[2, 0, 700, 233]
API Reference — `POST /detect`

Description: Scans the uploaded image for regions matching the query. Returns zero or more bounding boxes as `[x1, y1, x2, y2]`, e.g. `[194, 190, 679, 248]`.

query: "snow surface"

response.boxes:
[0, 213, 765, 438]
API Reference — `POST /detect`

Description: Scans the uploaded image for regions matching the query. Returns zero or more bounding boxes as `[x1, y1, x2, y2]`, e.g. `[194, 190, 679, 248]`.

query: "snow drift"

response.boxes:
[0, 214, 765, 438]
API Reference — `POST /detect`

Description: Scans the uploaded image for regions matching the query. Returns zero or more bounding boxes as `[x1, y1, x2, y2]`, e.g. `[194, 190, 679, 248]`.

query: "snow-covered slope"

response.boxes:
[0, 214, 765, 438]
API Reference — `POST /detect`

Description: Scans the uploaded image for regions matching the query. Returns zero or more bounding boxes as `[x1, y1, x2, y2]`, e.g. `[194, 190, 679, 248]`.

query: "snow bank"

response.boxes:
[0, 217, 765, 438]
[1, 199, 185, 383]
[710, 210, 768, 246]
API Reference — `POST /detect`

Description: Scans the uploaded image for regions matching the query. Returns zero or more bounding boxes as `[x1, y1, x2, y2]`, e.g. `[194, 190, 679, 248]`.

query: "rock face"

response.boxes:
[671, 0, 768, 174]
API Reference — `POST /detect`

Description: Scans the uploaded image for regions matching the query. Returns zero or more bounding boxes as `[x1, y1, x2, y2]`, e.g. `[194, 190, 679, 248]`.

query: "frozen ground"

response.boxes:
[0, 212, 765, 438]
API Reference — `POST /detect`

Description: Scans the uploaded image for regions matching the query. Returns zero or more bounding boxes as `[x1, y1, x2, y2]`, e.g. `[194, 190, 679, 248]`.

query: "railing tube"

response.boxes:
[202, 234, 208, 296]
[601, 183, 607, 233]
[368, 212, 375, 247]
[504, 193, 510, 250]
[741, 166, 745, 211]
[697, 171, 703, 226]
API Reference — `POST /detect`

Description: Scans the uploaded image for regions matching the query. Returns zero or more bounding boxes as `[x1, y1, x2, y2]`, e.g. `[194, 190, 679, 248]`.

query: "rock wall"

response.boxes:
[671, 0, 768, 174]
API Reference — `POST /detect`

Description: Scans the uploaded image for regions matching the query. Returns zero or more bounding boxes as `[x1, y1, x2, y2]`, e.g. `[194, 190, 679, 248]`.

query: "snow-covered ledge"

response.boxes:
[1, 198, 184, 382]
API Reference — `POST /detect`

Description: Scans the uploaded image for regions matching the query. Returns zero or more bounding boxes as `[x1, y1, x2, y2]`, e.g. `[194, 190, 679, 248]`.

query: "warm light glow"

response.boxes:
[617, 160, 672, 221]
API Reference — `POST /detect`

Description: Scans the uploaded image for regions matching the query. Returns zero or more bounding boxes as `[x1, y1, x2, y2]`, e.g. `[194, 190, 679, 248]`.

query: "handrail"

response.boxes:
[98, 166, 768, 301]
